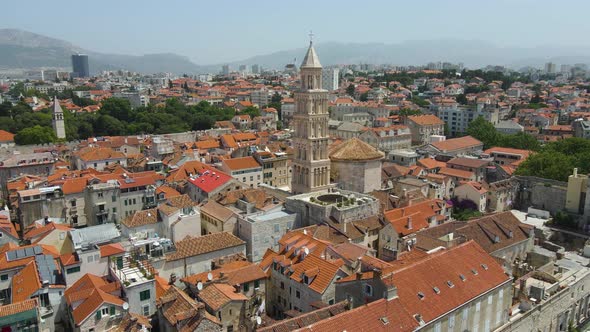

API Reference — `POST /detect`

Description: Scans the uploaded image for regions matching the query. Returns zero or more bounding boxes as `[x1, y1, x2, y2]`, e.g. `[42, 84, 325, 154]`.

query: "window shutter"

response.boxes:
[110, 306, 115, 315]
[96, 310, 101, 320]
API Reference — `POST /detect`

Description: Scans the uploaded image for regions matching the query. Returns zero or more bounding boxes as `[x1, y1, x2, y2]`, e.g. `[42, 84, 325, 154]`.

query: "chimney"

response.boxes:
[373, 268, 383, 281]
[574, 168, 578, 177]
[401, 208, 405, 216]
[169, 273, 177, 285]
[356, 272, 363, 280]
[407, 217, 412, 230]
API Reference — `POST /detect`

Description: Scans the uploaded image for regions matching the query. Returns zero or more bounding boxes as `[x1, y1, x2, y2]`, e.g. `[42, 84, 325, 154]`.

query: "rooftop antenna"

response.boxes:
[309, 30, 314, 45]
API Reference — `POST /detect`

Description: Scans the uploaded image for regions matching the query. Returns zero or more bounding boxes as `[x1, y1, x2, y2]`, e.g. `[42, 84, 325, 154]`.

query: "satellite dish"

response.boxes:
[303, 247, 310, 255]
[197, 282, 203, 291]
[207, 273, 213, 281]
[123, 302, 129, 310]
[256, 316, 262, 325]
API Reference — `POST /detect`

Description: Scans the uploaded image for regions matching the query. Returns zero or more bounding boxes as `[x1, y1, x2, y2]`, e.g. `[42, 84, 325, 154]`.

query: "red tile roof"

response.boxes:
[296, 297, 417, 332]
[198, 283, 248, 311]
[77, 147, 126, 162]
[64, 273, 125, 326]
[222, 156, 261, 171]
[187, 169, 233, 194]
[384, 199, 444, 236]
[407, 114, 445, 126]
[11, 261, 41, 303]
[438, 167, 475, 180]
[166, 233, 245, 262]
[99, 243, 126, 258]
[430, 136, 483, 153]
[387, 241, 510, 324]
[0, 298, 38, 317]
[0, 130, 15, 142]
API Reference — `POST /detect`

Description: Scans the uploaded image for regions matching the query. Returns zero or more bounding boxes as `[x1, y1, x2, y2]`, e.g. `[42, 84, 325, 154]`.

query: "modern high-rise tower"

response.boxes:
[52, 97, 66, 139]
[291, 38, 331, 194]
[71, 54, 90, 78]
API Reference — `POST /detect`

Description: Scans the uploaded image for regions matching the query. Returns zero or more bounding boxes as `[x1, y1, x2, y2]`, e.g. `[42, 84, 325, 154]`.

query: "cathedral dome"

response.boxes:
[329, 138, 384, 162]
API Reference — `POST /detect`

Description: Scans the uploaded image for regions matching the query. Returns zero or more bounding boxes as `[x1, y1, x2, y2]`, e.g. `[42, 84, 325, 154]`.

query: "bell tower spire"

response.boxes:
[291, 35, 330, 194]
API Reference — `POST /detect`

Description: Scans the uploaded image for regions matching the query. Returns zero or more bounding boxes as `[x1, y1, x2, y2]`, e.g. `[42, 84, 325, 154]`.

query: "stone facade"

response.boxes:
[331, 159, 382, 194]
[291, 41, 331, 194]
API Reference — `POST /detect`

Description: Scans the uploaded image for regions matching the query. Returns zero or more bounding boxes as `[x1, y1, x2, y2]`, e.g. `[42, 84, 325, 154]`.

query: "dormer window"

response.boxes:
[364, 284, 373, 296]
[303, 275, 310, 284]
[446, 281, 454, 288]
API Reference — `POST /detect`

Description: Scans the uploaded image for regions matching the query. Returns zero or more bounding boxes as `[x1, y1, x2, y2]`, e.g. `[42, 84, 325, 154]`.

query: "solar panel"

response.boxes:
[5, 245, 43, 261]
[35, 255, 58, 285]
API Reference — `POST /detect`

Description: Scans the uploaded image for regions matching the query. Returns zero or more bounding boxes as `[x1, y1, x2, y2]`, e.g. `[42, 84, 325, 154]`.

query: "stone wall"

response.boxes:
[515, 176, 568, 216]
[495, 268, 590, 332]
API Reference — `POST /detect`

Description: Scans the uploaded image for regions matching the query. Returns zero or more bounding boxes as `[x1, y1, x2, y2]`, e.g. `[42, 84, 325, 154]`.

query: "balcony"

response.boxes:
[39, 304, 53, 318]
[110, 255, 154, 288]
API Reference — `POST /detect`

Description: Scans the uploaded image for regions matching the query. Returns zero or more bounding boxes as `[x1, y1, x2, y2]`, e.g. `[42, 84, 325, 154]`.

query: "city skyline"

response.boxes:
[2, 0, 590, 64]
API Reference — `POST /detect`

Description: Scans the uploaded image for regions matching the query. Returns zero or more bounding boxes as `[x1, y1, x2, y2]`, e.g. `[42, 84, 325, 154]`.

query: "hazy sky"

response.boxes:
[2, 0, 589, 64]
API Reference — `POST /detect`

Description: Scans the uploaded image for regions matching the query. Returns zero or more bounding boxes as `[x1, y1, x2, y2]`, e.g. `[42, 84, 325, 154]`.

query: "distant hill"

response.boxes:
[0, 29, 205, 74]
[1, 29, 590, 74]
[230, 40, 590, 69]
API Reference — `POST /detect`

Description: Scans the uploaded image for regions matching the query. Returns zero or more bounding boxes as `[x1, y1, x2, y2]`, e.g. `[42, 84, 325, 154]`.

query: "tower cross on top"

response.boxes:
[309, 30, 314, 44]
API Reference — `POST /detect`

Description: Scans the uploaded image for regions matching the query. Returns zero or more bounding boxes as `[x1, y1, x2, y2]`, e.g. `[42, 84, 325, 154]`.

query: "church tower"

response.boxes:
[52, 96, 66, 139]
[291, 37, 331, 194]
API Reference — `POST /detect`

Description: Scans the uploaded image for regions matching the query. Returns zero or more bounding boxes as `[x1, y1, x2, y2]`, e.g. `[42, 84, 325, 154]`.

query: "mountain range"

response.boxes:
[1, 28, 590, 74]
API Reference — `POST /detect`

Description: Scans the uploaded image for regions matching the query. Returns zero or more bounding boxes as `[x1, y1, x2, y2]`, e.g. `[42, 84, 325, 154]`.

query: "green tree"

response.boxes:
[14, 125, 57, 145]
[466, 116, 500, 149]
[359, 92, 369, 102]
[411, 96, 430, 107]
[94, 115, 126, 136]
[456, 94, 468, 104]
[99, 98, 133, 122]
[498, 132, 541, 151]
[346, 84, 355, 97]
[515, 151, 574, 182]
[399, 108, 422, 116]
[240, 106, 261, 118]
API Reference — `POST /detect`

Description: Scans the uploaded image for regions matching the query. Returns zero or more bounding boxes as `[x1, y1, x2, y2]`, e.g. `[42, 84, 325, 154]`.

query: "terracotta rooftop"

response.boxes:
[99, 243, 126, 258]
[77, 147, 126, 162]
[329, 137, 384, 161]
[181, 260, 266, 286]
[417, 158, 446, 170]
[287, 255, 343, 295]
[200, 200, 235, 222]
[447, 157, 490, 169]
[386, 241, 510, 324]
[11, 261, 42, 303]
[222, 156, 261, 170]
[295, 297, 417, 332]
[166, 233, 245, 262]
[64, 273, 125, 326]
[429, 136, 483, 153]
[157, 286, 220, 329]
[121, 208, 159, 228]
[0, 130, 15, 142]
[407, 114, 445, 126]
[198, 283, 248, 311]
[438, 167, 475, 179]
[258, 300, 350, 332]
[0, 298, 38, 317]
[384, 199, 445, 236]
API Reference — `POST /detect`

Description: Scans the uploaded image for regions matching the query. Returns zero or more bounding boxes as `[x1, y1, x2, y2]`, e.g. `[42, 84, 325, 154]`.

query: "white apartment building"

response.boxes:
[322, 68, 339, 91]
